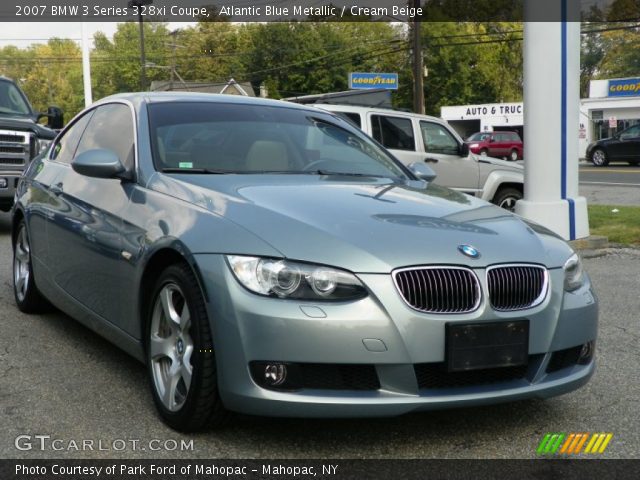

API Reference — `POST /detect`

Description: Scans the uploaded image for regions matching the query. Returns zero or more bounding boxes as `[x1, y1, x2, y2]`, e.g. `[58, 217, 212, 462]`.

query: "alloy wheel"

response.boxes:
[14, 226, 31, 303]
[499, 196, 519, 211]
[149, 283, 194, 412]
[510, 150, 519, 161]
[592, 150, 606, 166]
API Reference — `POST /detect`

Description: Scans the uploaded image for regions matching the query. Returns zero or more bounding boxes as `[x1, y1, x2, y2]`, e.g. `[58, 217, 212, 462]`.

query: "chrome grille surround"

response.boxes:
[486, 264, 548, 312]
[0, 129, 31, 166]
[392, 266, 481, 314]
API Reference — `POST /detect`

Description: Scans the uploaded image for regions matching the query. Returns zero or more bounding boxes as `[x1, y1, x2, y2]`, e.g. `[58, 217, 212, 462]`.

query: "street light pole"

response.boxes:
[411, 0, 424, 114]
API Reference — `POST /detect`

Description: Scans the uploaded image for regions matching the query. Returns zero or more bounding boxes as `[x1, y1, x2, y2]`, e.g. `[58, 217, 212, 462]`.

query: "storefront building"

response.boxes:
[441, 77, 640, 159]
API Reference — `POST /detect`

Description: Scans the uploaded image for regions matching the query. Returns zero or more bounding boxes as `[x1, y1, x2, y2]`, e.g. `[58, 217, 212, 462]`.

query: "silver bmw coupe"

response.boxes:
[12, 93, 597, 431]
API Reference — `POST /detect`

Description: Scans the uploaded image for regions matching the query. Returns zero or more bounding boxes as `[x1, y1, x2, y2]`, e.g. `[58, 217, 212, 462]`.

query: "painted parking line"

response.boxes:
[580, 181, 640, 187]
[580, 169, 640, 173]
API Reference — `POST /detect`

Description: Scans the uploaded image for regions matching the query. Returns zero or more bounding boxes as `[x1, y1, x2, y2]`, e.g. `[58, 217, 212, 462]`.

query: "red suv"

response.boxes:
[466, 131, 523, 161]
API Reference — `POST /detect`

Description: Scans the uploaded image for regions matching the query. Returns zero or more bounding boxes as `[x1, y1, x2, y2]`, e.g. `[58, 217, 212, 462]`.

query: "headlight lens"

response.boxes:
[470, 143, 479, 148]
[38, 139, 52, 155]
[563, 253, 585, 292]
[226, 256, 367, 301]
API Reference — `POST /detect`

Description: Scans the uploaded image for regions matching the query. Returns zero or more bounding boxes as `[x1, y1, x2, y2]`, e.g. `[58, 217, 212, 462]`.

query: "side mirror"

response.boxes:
[459, 143, 470, 156]
[408, 162, 437, 183]
[72, 149, 126, 179]
[38, 106, 64, 130]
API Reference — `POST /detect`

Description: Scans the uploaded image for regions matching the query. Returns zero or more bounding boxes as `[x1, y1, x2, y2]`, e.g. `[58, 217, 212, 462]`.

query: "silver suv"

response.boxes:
[313, 104, 524, 210]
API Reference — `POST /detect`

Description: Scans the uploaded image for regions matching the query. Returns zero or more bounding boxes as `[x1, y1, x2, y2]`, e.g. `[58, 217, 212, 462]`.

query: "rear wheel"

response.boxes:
[509, 149, 519, 161]
[493, 187, 523, 212]
[146, 263, 230, 431]
[13, 220, 51, 313]
[591, 148, 609, 166]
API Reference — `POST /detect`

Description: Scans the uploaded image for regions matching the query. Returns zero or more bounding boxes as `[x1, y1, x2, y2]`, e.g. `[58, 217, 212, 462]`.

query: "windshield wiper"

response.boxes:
[309, 170, 387, 178]
[161, 168, 234, 174]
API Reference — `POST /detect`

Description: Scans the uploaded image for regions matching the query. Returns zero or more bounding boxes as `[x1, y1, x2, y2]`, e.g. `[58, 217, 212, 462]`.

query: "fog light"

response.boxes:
[264, 363, 287, 386]
[578, 341, 595, 364]
[0, 178, 7, 189]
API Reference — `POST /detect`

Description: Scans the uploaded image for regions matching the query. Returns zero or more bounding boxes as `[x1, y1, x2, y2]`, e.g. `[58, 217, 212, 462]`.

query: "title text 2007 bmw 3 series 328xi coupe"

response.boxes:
[11, 93, 597, 431]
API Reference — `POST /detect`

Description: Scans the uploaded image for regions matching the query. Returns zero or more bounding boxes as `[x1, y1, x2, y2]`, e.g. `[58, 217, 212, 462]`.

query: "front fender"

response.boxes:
[480, 170, 524, 201]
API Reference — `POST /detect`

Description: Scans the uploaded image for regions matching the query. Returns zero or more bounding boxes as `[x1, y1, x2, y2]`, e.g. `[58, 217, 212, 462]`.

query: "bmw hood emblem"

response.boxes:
[458, 244, 480, 258]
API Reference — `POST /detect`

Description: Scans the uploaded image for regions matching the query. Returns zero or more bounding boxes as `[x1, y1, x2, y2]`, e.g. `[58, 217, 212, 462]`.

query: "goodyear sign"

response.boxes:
[608, 78, 640, 97]
[350, 72, 398, 90]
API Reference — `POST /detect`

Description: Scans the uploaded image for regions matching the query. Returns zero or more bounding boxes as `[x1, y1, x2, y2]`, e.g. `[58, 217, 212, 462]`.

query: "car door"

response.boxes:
[35, 109, 95, 273]
[489, 133, 505, 157]
[615, 125, 640, 160]
[47, 103, 135, 327]
[368, 113, 425, 166]
[418, 120, 480, 193]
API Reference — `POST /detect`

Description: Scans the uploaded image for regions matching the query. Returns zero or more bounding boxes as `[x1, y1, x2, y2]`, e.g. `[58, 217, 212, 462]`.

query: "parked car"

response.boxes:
[13, 93, 597, 431]
[310, 104, 524, 211]
[586, 124, 640, 166]
[0, 76, 63, 212]
[466, 131, 523, 161]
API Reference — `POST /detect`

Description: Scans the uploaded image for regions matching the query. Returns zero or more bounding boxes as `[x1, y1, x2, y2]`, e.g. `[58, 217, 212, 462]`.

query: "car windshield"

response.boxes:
[0, 80, 32, 116]
[148, 102, 409, 179]
[467, 132, 489, 141]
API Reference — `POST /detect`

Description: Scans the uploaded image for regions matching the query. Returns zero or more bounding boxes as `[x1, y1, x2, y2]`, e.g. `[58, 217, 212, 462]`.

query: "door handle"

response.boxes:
[50, 182, 64, 196]
[424, 157, 439, 163]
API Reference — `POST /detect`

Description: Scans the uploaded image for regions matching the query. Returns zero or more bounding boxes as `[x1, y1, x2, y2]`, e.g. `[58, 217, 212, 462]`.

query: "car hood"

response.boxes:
[0, 114, 57, 139]
[149, 174, 571, 273]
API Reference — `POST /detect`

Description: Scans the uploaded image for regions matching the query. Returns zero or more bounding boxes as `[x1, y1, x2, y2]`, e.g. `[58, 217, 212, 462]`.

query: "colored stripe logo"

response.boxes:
[537, 433, 613, 455]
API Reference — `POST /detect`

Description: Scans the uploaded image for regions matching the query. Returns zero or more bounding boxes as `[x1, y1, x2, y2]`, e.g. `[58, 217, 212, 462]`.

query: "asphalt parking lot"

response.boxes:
[0, 211, 638, 459]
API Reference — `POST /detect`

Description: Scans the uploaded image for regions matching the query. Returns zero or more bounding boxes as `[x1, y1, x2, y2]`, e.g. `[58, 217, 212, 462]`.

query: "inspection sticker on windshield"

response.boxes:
[178, 162, 193, 169]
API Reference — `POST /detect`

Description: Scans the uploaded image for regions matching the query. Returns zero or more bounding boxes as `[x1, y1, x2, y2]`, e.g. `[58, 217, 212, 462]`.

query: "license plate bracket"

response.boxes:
[446, 320, 529, 372]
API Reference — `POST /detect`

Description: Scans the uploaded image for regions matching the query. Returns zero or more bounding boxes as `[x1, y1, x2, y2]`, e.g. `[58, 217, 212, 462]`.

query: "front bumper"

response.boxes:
[0, 172, 20, 206]
[195, 255, 598, 417]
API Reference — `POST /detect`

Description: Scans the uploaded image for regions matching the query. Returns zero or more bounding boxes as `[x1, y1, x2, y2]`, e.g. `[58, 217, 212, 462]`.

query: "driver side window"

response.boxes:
[420, 121, 459, 155]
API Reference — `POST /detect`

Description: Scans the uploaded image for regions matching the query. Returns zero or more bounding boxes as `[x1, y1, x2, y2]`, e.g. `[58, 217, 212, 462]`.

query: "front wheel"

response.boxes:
[492, 187, 523, 212]
[480, 148, 488, 156]
[146, 263, 230, 431]
[591, 148, 609, 166]
[510, 149, 519, 161]
[13, 220, 51, 313]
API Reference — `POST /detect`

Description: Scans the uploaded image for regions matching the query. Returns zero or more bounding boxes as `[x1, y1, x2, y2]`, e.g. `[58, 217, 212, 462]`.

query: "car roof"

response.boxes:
[96, 91, 315, 111]
[312, 103, 444, 123]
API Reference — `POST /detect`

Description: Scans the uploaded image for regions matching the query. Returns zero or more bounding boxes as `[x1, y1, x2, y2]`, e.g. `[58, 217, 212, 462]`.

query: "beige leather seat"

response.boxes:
[244, 140, 289, 172]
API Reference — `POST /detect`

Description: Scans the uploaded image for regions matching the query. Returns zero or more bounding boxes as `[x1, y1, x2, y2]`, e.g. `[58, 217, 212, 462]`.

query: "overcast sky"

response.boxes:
[0, 22, 194, 47]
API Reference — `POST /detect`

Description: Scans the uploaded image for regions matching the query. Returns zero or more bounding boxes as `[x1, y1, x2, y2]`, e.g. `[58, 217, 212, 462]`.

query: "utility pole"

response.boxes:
[411, 0, 424, 114]
[128, 0, 153, 91]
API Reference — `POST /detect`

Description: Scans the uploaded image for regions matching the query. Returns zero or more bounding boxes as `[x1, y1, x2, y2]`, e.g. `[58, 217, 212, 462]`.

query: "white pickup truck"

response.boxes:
[312, 103, 524, 211]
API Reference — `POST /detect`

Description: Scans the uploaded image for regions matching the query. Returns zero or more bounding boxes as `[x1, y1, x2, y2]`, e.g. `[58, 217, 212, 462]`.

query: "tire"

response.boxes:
[13, 220, 52, 313]
[492, 187, 523, 212]
[480, 148, 488, 156]
[591, 148, 609, 166]
[146, 263, 230, 431]
[509, 149, 519, 161]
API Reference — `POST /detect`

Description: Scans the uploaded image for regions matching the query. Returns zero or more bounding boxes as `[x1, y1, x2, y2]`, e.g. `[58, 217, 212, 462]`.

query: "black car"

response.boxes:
[586, 124, 640, 166]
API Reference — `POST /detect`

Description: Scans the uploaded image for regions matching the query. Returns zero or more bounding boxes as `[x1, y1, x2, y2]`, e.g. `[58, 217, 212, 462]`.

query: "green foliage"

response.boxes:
[421, 22, 522, 115]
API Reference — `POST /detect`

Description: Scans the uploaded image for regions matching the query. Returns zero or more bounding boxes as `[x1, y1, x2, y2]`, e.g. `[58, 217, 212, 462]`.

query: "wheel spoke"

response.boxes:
[179, 304, 191, 332]
[16, 275, 26, 295]
[160, 287, 181, 327]
[180, 362, 193, 391]
[149, 334, 174, 360]
[162, 361, 181, 410]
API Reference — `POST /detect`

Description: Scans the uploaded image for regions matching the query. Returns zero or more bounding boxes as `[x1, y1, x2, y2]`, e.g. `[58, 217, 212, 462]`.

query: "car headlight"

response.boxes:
[470, 143, 479, 148]
[563, 253, 585, 292]
[37, 139, 52, 155]
[226, 255, 367, 301]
